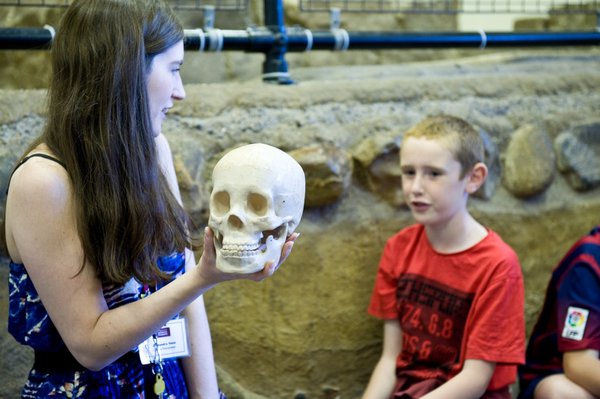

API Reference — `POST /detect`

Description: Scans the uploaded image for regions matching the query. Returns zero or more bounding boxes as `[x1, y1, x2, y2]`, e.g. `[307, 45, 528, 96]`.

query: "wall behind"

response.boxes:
[2, 48, 599, 398]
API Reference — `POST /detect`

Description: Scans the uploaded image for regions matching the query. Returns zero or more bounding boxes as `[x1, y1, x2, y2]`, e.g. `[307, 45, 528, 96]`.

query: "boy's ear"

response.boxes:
[465, 162, 488, 194]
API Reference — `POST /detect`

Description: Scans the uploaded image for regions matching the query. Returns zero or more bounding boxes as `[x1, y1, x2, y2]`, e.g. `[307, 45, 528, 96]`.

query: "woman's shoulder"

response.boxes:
[8, 152, 70, 204]
[5, 149, 72, 263]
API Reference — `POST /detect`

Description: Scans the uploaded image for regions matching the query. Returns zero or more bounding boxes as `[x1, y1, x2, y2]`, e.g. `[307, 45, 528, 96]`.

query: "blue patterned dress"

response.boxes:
[8, 252, 190, 398]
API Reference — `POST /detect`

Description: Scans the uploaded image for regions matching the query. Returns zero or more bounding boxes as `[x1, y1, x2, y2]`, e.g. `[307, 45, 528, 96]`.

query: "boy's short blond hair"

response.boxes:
[403, 115, 484, 178]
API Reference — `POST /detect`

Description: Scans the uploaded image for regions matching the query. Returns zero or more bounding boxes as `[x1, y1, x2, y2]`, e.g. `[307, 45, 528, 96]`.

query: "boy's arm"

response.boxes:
[362, 320, 403, 399]
[563, 349, 600, 396]
[420, 359, 495, 399]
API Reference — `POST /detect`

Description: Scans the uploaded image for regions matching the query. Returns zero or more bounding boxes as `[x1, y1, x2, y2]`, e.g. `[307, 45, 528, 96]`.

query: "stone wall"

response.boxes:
[1, 48, 600, 398]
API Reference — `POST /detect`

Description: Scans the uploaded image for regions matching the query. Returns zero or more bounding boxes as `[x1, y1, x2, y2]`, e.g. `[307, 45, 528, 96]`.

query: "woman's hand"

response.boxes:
[249, 231, 300, 281]
[195, 227, 299, 285]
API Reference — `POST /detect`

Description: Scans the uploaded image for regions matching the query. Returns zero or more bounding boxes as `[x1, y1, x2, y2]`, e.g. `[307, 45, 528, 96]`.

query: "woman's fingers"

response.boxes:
[203, 227, 216, 257]
[248, 232, 301, 281]
[277, 232, 300, 267]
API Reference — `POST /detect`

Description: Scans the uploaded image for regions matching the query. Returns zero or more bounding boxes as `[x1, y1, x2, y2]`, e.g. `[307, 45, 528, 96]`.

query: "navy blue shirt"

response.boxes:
[518, 226, 600, 398]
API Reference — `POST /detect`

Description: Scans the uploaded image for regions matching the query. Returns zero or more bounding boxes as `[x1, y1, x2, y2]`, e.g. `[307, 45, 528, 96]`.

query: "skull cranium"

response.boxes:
[208, 143, 305, 273]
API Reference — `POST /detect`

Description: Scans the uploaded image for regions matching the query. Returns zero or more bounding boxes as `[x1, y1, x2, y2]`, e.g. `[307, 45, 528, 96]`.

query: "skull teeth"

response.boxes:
[221, 243, 265, 258]
[213, 225, 286, 259]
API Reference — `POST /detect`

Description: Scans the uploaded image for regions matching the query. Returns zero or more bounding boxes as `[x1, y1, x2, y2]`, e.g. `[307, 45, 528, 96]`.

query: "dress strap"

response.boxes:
[5, 153, 66, 195]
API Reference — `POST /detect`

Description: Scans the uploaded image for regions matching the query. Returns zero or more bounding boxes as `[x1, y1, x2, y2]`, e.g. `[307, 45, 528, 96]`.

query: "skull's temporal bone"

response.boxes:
[208, 143, 305, 273]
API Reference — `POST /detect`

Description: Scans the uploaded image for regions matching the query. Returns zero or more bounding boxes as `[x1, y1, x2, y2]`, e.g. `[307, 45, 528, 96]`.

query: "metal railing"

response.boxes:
[299, 0, 599, 14]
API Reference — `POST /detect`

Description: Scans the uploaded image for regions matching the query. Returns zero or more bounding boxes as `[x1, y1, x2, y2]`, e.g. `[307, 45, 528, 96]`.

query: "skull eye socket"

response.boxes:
[212, 191, 230, 216]
[247, 193, 268, 216]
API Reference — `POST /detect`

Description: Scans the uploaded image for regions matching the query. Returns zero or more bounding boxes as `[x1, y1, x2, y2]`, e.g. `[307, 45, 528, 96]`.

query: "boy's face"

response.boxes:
[400, 136, 471, 228]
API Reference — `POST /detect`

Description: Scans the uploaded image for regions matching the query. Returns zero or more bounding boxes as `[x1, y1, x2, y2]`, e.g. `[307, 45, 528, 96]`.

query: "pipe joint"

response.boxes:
[331, 28, 350, 51]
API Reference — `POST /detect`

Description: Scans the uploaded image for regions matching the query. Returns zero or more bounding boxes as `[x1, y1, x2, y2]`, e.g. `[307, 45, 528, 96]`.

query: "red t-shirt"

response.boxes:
[369, 224, 525, 394]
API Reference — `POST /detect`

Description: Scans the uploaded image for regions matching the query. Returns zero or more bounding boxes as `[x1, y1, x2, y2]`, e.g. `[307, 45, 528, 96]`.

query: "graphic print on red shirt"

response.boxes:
[396, 274, 474, 377]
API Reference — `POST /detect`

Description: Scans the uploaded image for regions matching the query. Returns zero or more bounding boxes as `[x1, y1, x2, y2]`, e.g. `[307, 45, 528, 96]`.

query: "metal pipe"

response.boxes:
[2, 26, 599, 85]
[184, 29, 600, 51]
[0, 27, 53, 50]
[290, 31, 600, 50]
[3, 27, 598, 52]
[262, 0, 292, 84]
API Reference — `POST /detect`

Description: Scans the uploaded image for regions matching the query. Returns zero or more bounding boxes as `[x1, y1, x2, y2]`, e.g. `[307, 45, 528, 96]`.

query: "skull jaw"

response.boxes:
[214, 234, 285, 274]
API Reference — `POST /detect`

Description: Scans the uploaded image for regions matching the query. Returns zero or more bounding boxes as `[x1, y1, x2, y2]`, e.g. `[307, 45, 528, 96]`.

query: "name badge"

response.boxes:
[138, 317, 190, 365]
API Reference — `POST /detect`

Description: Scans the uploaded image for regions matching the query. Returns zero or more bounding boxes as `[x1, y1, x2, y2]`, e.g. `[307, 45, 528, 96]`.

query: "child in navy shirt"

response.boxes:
[518, 226, 600, 399]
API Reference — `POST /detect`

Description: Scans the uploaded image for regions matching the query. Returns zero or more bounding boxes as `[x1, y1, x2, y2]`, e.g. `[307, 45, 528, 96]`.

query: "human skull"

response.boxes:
[208, 143, 305, 273]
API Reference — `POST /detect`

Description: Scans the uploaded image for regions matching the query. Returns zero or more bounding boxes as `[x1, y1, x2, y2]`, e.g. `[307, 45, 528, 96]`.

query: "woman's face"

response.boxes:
[146, 40, 186, 137]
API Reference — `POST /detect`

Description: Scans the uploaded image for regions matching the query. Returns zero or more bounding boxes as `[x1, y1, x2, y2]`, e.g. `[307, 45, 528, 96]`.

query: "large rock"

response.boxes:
[554, 121, 600, 191]
[289, 144, 353, 207]
[352, 133, 403, 207]
[502, 124, 556, 198]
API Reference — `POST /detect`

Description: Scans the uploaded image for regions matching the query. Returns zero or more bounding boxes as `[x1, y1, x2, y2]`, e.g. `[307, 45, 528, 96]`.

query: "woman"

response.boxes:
[4, 0, 297, 397]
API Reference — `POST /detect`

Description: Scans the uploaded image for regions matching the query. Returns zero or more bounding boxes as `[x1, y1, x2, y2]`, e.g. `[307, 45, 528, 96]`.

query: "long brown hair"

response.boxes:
[42, 0, 189, 284]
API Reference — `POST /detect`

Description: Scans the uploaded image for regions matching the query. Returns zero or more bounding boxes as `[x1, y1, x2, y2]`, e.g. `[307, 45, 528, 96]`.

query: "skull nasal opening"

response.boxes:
[227, 214, 244, 229]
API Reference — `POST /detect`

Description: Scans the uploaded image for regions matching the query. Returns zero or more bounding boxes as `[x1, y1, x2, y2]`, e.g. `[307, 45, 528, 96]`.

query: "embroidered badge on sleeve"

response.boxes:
[561, 306, 589, 341]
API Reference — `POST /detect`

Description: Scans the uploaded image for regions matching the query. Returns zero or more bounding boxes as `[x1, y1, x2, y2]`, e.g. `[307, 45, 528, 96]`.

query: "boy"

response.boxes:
[518, 226, 600, 399]
[363, 115, 525, 399]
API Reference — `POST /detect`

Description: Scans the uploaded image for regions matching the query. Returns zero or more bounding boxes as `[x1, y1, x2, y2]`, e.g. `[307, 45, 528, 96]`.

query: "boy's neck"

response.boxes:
[424, 213, 488, 254]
